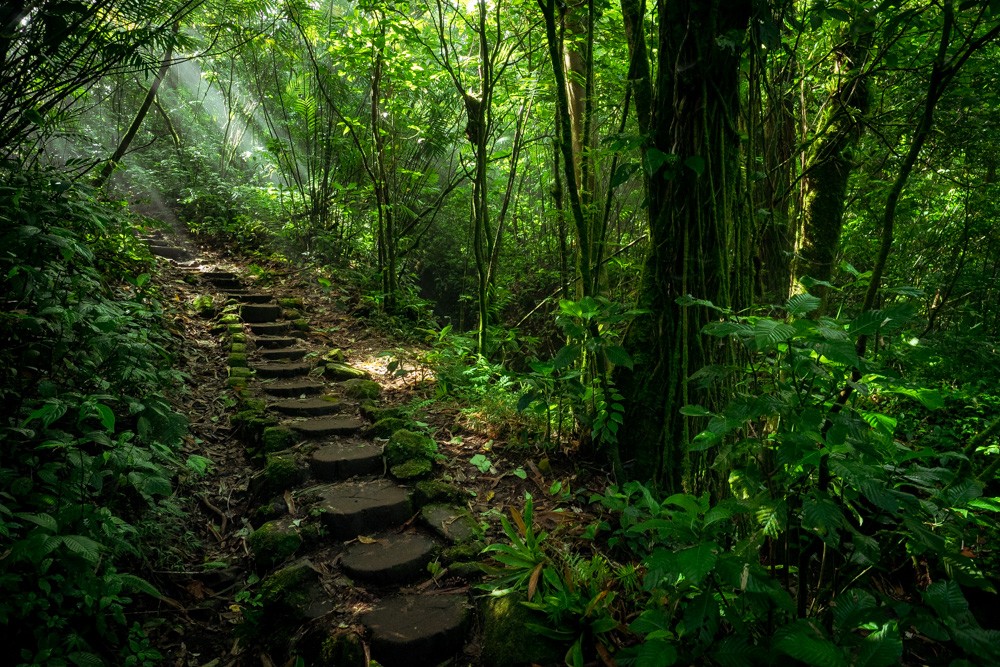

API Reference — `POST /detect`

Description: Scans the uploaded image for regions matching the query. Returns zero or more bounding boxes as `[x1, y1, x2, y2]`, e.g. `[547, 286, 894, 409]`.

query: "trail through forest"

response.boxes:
[139, 227, 588, 666]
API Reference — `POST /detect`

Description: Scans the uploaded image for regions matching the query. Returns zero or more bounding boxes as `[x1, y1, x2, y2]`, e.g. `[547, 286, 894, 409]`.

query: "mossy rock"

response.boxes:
[319, 629, 365, 666]
[413, 480, 467, 508]
[240, 398, 267, 413]
[292, 318, 310, 331]
[283, 308, 303, 319]
[325, 362, 369, 381]
[231, 343, 247, 353]
[387, 429, 437, 465]
[279, 297, 305, 309]
[252, 560, 333, 650]
[231, 332, 248, 344]
[229, 366, 253, 378]
[248, 519, 303, 570]
[442, 541, 484, 564]
[249, 453, 307, 498]
[322, 348, 345, 363]
[359, 403, 407, 423]
[220, 313, 241, 324]
[390, 458, 433, 480]
[229, 353, 248, 367]
[232, 410, 278, 443]
[228, 377, 248, 389]
[340, 379, 381, 400]
[365, 417, 410, 439]
[227, 323, 244, 334]
[480, 594, 564, 667]
[263, 427, 298, 453]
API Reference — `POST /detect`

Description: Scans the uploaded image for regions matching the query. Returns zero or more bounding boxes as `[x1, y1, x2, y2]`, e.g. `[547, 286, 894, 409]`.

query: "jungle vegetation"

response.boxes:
[3, 0, 1000, 664]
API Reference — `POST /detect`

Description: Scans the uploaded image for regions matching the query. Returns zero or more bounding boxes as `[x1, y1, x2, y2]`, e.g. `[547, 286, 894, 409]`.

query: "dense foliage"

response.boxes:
[4, 0, 1000, 664]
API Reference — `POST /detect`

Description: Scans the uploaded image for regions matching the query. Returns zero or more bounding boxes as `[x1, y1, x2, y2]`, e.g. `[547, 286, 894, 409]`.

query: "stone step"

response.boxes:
[254, 362, 312, 379]
[241, 303, 283, 323]
[248, 321, 291, 336]
[260, 347, 307, 362]
[341, 532, 437, 585]
[202, 271, 239, 280]
[254, 335, 299, 349]
[263, 380, 325, 397]
[361, 594, 470, 667]
[309, 440, 382, 480]
[149, 245, 189, 260]
[223, 292, 273, 304]
[207, 277, 242, 290]
[288, 416, 365, 438]
[313, 479, 411, 537]
[270, 397, 342, 417]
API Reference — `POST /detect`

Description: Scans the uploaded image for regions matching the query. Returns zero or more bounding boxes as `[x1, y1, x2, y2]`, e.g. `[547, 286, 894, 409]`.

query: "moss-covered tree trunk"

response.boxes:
[791, 28, 871, 305]
[617, 0, 752, 492]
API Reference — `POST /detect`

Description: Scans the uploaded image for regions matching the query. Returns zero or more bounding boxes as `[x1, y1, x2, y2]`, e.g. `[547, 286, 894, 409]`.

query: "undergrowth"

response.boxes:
[0, 171, 194, 666]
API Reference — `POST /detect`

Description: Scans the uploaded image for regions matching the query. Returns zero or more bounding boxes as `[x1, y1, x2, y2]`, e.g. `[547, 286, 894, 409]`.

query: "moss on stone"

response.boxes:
[319, 629, 365, 666]
[231, 332, 247, 344]
[263, 427, 298, 452]
[241, 398, 267, 413]
[230, 342, 247, 353]
[387, 429, 437, 465]
[442, 541, 484, 563]
[325, 362, 369, 381]
[322, 348, 345, 363]
[229, 366, 253, 378]
[283, 308, 303, 319]
[365, 417, 410, 439]
[220, 313, 241, 324]
[413, 479, 467, 508]
[480, 594, 564, 667]
[292, 318, 310, 331]
[390, 458, 433, 480]
[228, 353, 248, 367]
[228, 377, 247, 389]
[279, 297, 305, 309]
[249, 454, 306, 497]
[232, 410, 278, 441]
[340, 379, 381, 400]
[248, 520, 302, 570]
[227, 323, 244, 334]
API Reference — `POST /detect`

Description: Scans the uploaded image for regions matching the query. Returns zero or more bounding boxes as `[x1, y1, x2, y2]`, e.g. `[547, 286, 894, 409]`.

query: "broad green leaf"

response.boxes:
[787, 292, 822, 317]
[604, 345, 633, 369]
[856, 621, 903, 667]
[61, 535, 103, 563]
[775, 620, 848, 667]
[680, 404, 713, 417]
[15, 512, 57, 532]
[753, 319, 796, 350]
[674, 542, 719, 585]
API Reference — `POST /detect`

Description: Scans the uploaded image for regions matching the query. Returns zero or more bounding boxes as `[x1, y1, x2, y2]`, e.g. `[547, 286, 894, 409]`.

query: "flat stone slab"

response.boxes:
[260, 347, 307, 361]
[254, 335, 299, 349]
[420, 505, 478, 544]
[289, 416, 365, 437]
[362, 594, 470, 666]
[248, 321, 291, 335]
[271, 397, 342, 417]
[263, 379, 325, 397]
[224, 292, 272, 304]
[254, 362, 312, 379]
[202, 271, 239, 280]
[242, 303, 283, 323]
[314, 479, 411, 537]
[149, 245, 189, 260]
[341, 532, 437, 584]
[309, 440, 382, 480]
[208, 278, 242, 290]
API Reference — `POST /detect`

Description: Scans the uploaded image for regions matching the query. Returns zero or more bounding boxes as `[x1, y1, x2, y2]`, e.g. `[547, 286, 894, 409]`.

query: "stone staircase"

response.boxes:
[143, 236, 479, 666]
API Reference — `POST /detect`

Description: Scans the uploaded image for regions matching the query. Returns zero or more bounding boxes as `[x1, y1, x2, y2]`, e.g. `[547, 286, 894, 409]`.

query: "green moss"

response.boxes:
[220, 313, 241, 324]
[390, 458, 433, 480]
[283, 308, 303, 319]
[228, 353, 248, 367]
[248, 520, 302, 570]
[365, 417, 410, 438]
[322, 348, 345, 363]
[250, 454, 306, 497]
[292, 318, 310, 331]
[231, 333, 248, 344]
[229, 366, 253, 378]
[279, 297, 304, 309]
[387, 429, 437, 465]
[480, 594, 564, 667]
[325, 362, 369, 381]
[228, 377, 248, 389]
[263, 427, 298, 452]
[232, 410, 278, 438]
[231, 343, 247, 353]
[259, 561, 319, 617]
[413, 479, 467, 507]
[319, 630, 365, 666]
[241, 398, 267, 412]
[340, 379, 381, 400]
[442, 541, 484, 563]
[227, 323, 244, 334]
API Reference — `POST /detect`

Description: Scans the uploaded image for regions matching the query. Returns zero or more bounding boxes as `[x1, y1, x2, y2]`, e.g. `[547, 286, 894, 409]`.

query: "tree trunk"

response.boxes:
[617, 0, 752, 491]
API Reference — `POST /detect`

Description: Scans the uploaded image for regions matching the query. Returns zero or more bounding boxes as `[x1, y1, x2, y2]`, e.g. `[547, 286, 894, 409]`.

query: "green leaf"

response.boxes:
[68, 652, 105, 667]
[775, 620, 848, 667]
[61, 535, 103, 563]
[856, 621, 903, 667]
[753, 319, 797, 349]
[680, 404, 713, 417]
[674, 541, 719, 585]
[611, 162, 640, 188]
[826, 7, 850, 21]
[15, 512, 57, 532]
[118, 573, 161, 597]
[604, 345, 633, 369]
[95, 403, 115, 431]
[684, 155, 705, 176]
[787, 293, 822, 317]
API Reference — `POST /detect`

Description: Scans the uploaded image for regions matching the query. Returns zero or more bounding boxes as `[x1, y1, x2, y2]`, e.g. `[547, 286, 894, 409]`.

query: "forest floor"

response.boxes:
[138, 228, 606, 666]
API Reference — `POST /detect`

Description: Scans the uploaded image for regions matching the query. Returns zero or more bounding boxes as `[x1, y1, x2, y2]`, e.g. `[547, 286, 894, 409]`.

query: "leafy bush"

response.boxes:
[0, 171, 189, 665]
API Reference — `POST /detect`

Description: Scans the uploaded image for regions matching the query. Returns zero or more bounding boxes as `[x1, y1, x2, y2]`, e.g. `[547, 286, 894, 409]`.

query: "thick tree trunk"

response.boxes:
[791, 30, 871, 306]
[617, 0, 752, 491]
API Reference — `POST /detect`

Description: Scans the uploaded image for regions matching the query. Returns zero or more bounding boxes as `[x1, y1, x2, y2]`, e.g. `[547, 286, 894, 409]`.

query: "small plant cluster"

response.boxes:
[0, 172, 191, 666]
[484, 292, 1000, 665]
